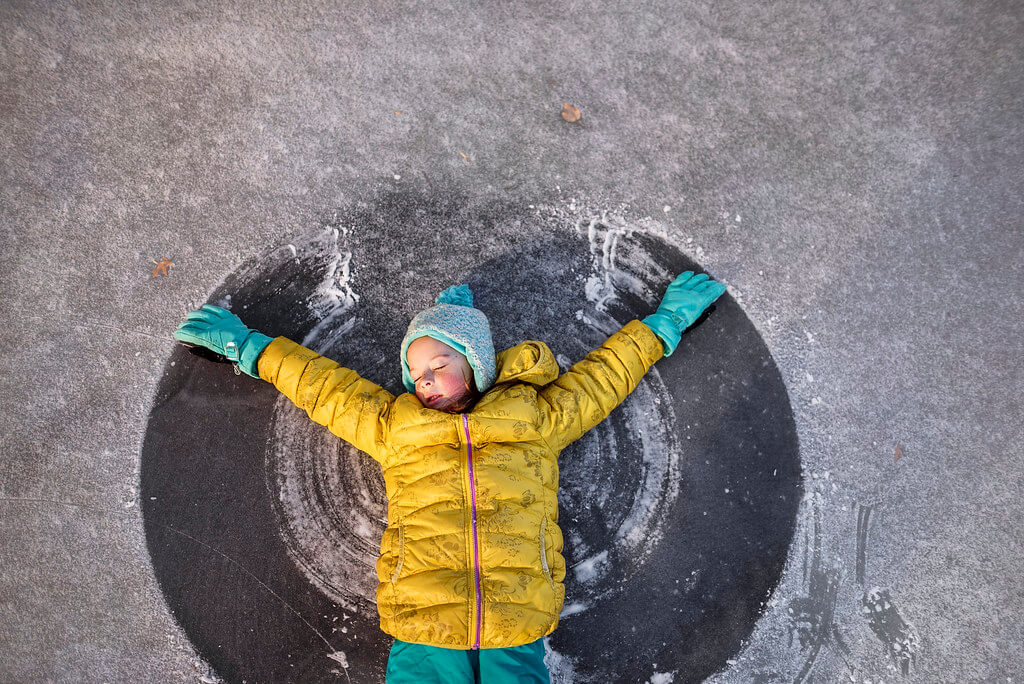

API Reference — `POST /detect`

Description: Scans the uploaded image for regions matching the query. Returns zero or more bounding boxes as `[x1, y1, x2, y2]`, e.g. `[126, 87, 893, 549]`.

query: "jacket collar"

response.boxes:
[492, 340, 560, 386]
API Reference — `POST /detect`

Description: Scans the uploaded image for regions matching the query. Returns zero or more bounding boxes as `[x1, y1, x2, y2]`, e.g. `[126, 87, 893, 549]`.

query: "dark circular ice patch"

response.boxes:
[142, 193, 801, 683]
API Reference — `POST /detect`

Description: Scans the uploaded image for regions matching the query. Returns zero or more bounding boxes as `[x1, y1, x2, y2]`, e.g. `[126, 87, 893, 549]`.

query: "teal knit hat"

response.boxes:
[400, 284, 496, 394]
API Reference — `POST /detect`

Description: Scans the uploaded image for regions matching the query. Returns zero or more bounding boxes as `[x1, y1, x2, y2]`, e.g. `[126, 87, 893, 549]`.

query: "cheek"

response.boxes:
[440, 374, 464, 394]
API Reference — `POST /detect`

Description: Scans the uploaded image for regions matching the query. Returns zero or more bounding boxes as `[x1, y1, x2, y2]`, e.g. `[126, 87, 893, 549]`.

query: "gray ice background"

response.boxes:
[1, 1, 1022, 682]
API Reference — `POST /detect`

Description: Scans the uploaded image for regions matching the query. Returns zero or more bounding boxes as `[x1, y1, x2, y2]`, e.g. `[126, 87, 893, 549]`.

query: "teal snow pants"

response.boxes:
[385, 637, 550, 683]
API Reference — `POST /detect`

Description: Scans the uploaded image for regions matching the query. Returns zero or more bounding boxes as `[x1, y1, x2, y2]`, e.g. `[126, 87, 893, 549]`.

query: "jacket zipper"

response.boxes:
[463, 413, 483, 649]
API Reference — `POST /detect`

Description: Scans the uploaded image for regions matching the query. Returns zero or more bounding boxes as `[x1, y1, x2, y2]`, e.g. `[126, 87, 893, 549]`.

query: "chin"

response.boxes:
[424, 394, 470, 414]
[445, 393, 480, 414]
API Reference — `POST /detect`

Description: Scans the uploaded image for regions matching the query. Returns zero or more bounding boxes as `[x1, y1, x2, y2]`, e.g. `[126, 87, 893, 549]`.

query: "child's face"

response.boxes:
[406, 336, 476, 411]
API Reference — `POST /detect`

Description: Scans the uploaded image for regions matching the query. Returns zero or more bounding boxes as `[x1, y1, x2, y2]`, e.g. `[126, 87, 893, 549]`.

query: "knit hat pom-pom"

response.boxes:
[435, 284, 474, 307]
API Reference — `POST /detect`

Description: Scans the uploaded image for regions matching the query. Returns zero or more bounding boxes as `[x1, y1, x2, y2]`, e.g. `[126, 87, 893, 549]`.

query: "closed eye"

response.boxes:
[414, 365, 447, 383]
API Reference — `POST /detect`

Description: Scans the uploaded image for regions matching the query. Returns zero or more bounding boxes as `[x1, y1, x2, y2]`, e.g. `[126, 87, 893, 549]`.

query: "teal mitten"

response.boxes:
[173, 304, 273, 378]
[642, 271, 727, 356]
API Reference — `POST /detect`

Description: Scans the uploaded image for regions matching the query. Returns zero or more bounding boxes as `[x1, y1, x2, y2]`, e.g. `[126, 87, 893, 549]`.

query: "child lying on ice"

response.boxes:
[174, 271, 726, 683]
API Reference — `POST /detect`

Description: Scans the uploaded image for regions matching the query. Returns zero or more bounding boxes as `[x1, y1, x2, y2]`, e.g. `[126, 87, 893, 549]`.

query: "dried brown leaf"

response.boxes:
[151, 257, 173, 278]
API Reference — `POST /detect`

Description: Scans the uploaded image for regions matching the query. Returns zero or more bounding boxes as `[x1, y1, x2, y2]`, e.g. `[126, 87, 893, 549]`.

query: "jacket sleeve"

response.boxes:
[537, 319, 665, 453]
[257, 337, 394, 465]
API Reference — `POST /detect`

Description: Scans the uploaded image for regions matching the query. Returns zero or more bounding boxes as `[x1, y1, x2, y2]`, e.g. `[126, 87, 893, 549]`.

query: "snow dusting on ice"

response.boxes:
[572, 550, 609, 583]
[545, 637, 579, 683]
[559, 602, 589, 618]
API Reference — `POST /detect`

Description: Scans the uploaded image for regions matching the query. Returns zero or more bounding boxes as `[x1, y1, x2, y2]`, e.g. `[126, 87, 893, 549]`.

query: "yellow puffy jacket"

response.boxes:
[257, 319, 664, 649]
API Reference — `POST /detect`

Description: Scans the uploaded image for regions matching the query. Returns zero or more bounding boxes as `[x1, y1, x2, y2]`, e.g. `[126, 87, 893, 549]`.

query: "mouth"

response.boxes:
[425, 394, 442, 406]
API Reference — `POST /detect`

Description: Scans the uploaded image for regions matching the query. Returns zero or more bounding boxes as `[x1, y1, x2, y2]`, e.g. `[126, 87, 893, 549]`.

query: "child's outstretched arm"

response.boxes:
[538, 271, 726, 452]
[174, 305, 394, 464]
[640, 271, 727, 358]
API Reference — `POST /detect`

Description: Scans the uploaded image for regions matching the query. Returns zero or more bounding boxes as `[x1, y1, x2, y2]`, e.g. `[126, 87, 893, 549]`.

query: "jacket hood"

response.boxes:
[493, 340, 560, 386]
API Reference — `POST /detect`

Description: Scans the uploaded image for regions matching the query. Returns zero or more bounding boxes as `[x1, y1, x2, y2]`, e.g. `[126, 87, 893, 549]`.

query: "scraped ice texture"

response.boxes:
[579, 211, 661, 316]
[618, 382, 682, 548]
[303, 227, 361, 346]
[573, 209, 674, 303]
[648, 672, 676, 684]
[266, 225, 384, 614]
[550, 209, 684, 613]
